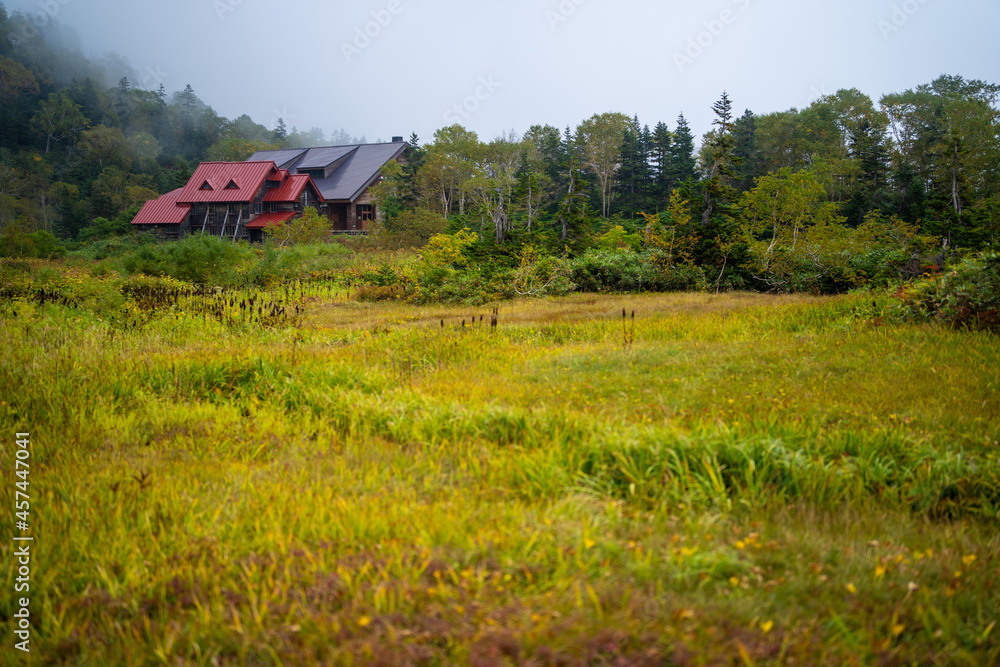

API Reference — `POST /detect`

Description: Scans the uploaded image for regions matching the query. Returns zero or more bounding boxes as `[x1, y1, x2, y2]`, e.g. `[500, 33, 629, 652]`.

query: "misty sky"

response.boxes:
[6, 0, 999, 144]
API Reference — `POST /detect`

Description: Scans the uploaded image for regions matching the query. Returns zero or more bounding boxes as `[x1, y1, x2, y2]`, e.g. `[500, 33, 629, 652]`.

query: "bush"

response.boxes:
[508, 246, 576, 298]
[28, 230, 67, 259]
[895, 252, 1000, 332]
[79, 206, 141, 243]
[595, 225, 643, 252]
[365, 208, 448, 249]
[117, 235, 297, 286]
[570, 248, 707, 293]
[0, 229, 68, 259]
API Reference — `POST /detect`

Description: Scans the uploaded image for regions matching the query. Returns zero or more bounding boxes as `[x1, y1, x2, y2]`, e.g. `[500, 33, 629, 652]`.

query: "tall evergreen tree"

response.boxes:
[113, 77, 131, 128]
[650, 121, 672, 210]
[556, 157, 590, 247]
[613, 115, 653, 218]
[732, 109, 764, 193]
[273, 117, 287, 144]
[399, 132, 426, 209]
[666, 113, 698, 190]
[67, 77, 102, 125]
[701, 93, 738, 226]
[843, 118, 892, 225]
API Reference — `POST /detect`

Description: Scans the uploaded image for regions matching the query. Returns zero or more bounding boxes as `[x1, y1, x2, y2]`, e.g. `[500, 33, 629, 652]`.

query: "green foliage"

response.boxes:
[120, 234, 255, 285]
[263, 206, 331, 248]
[30, 91, 89, 152]
[595, 224, 643, 252]
[417, 265, 507, 305]
[239, 241, 305, 286]
[27, 229, 67, 258]
[0, 226, 68, 258]
[509, 245, 576, 297]
[365, 207, 448, 249]
[570, 248, 708, 293]
[205, 137, 277, 162]
[895, 252, 1000, 331]
[79, 205, 141, 243]
[368, 159, 406, 222]
[422, 228, 479, 268]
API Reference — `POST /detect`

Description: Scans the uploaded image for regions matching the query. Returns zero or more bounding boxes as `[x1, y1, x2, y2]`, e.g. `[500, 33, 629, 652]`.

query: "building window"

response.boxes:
[225, 180, 239, 190]
[254, 203, 262, 215]
[357, 204, 374, 223]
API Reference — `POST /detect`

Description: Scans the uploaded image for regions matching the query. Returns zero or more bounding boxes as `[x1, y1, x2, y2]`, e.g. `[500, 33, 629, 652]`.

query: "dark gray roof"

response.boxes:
[249, 142, 407, 202]
[295, 146, 358, 171]
[308, 143, 407, 201]
[249, 148, 308, 170]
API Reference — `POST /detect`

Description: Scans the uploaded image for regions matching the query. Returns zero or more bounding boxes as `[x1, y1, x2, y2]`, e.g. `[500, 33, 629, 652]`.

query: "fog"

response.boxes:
[5, 0, 998, 142]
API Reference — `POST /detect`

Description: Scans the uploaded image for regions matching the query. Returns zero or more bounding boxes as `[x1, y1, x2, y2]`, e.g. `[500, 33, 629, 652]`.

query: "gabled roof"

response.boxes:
[309, 143, 407, 202]
[177, 161, 281, 203]
[131, 188, 191, 225]
[255, 149, 309, 170]
[246, 211, 296, 229]
[295, 146, 358, 171]
[263, 173, 324, 203]
[249, 141, 407, 202]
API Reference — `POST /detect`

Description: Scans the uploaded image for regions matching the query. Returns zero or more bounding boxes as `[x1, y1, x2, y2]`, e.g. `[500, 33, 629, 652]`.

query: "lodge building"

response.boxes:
[131, 139, 407, 241]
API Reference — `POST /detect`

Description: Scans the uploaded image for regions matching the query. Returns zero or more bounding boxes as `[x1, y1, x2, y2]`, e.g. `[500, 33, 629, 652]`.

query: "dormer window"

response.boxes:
[199, 181, 213, 190]
[225, 180, 239, 190]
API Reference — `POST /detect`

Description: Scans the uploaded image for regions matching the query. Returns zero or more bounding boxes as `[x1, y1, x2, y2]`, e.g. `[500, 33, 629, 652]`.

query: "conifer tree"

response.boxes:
[666, 113, 697, 190]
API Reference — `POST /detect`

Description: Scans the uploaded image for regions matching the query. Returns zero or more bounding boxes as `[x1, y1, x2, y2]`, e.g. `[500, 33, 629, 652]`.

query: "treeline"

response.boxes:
[372, 79, 998, 293]
[0, 4, 361, 252]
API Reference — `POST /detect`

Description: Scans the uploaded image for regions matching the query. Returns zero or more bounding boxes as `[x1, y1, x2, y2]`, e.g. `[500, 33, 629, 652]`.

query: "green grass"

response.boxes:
[1, 272, 999, 665]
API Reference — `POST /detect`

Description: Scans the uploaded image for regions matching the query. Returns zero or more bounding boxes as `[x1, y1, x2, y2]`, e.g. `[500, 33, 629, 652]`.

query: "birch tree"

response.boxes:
[575, 112, 629, 218]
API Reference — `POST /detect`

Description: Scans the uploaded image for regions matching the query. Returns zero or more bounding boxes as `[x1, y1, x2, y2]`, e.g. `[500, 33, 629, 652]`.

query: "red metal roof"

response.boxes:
[263, 174, 324, 203]
[177, 161, 281, 203]
[245, 211, 297, 229]
[131, 188, 191, 225]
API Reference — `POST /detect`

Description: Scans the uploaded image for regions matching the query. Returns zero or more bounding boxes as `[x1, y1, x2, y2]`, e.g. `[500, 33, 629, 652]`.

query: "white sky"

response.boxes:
[6, 0, 999, 143]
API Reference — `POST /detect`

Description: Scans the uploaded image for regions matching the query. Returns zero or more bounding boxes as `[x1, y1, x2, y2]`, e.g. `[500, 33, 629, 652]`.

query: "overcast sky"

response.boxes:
[6, 0, 999, 144]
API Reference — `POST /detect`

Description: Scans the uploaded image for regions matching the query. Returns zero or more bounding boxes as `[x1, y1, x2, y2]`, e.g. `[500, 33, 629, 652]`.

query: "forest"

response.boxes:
[1, 3, 999, 299]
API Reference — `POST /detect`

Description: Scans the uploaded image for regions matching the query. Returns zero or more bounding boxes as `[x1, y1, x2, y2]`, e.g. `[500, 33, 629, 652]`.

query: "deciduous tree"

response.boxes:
[30, 92, 88, 153]
[575, 112, 630, 218]
[264, 206, 330, 247]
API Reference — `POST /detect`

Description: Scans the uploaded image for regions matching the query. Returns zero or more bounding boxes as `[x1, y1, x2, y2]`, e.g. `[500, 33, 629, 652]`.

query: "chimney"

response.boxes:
[392, 136, 404, 143]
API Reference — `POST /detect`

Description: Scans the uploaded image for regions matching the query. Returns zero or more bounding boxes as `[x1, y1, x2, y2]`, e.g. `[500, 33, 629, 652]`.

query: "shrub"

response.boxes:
[79, 206, 141, 243]
[0, 229, 68, 259]
[508, 246, 575, 298]
[365, 208, 448, 249]
[595, 225, 643, 252]
[28, 230, 67, 259]
[239, 241, 304, 286]
[895, 252, 1000, 332]
[120, 235, 253, 285]
[570, 248, 708, 293]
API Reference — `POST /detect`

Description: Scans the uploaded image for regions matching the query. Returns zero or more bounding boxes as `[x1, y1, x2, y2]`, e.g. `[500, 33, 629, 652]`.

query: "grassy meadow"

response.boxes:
[1, 263, 999, 665]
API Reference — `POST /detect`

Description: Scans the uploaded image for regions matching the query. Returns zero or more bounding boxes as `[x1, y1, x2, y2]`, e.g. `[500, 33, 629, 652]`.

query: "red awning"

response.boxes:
[245, 211, 297, 229]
